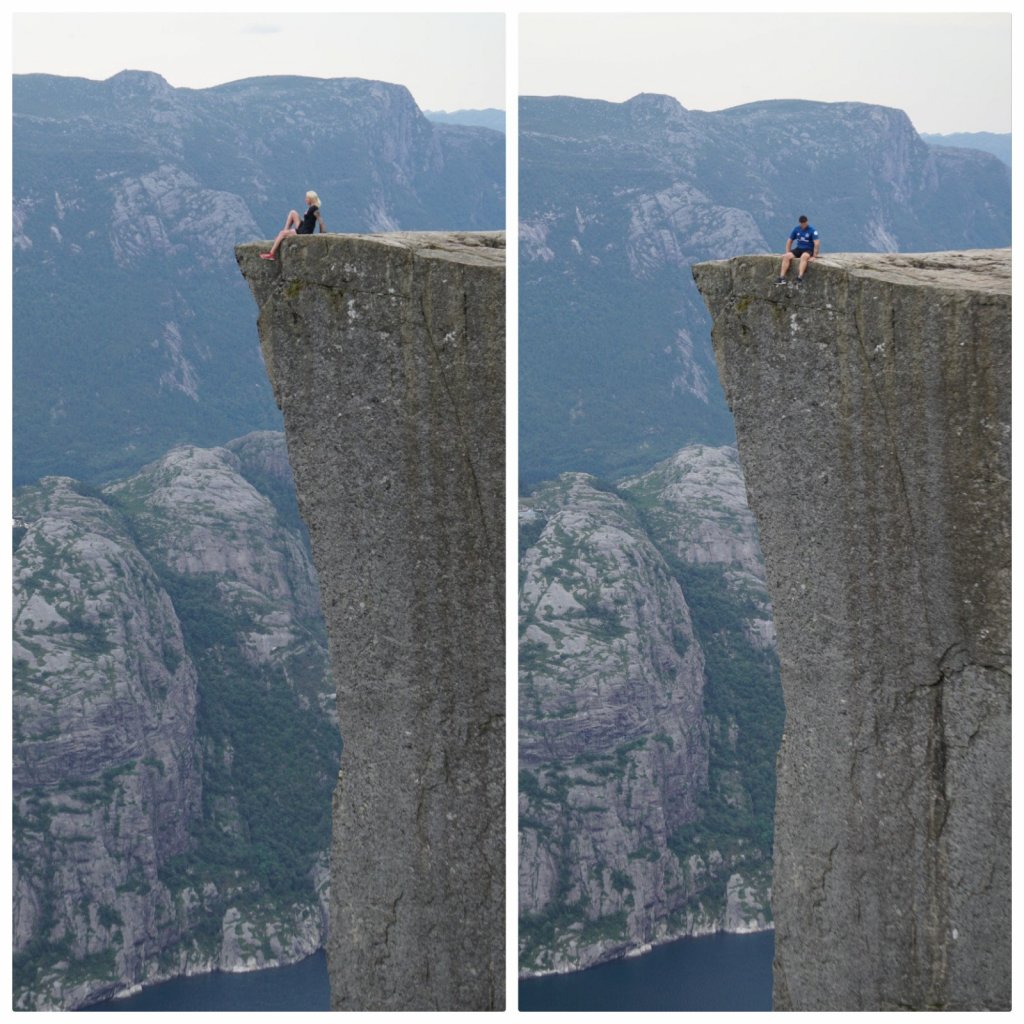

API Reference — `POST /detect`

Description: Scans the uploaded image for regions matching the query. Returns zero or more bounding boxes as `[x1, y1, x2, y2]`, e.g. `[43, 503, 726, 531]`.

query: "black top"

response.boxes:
[296, 205, 319, 235]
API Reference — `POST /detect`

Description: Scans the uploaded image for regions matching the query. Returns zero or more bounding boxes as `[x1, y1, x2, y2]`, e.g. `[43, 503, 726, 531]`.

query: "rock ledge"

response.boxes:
[693, 249, 1010, 1011]
[237, 232, 505, 1011]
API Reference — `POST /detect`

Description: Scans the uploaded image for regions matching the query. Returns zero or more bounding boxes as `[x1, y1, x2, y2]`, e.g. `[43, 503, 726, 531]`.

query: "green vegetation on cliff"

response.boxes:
[664, 562, 782, 859]
[155, 569, 339, 900]
[519, 450, 781, 975]
[12, 437, 339, 1009]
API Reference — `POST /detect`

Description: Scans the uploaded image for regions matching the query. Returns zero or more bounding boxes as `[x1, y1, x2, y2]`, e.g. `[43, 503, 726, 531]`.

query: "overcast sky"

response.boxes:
[10, 10, 1011, 134]
[11, 12, 505, 113]
[520, 12, 1011, 135]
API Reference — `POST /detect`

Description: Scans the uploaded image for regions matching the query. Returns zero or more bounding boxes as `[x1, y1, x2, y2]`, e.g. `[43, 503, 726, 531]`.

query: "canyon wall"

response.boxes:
[237, 232, 505, 1010]
[12, 433, 336, 1009]
[693, 251, 1010, 1010]
[518, 446, 779, 976]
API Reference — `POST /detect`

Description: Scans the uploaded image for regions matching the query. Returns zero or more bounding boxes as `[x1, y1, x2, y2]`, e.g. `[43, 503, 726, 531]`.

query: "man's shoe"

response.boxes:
[776, 276, 787, 285]
[795, 276, 804, 287]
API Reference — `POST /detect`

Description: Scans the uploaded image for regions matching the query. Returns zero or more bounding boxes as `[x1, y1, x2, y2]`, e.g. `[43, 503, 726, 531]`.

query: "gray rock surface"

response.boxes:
[12, 435, 337, 1009]
[693, 250, 1010, 1010]
[518, 447, 777, 976]
[13, 478, 201, 1009]
[237, 232, 505, 1010]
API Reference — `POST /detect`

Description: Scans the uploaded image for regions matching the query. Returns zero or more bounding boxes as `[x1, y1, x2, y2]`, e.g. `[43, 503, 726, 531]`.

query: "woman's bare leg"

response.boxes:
[262, 211, 303, 257]
[268, 227, 297, 256]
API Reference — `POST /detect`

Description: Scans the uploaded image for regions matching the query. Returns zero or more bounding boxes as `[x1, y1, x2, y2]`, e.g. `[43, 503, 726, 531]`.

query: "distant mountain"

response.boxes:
[13, 72, 505, 484]
[519, 94, 1011, 486]
[921, 131, 1010, 168]
[425, 107, 506, 132]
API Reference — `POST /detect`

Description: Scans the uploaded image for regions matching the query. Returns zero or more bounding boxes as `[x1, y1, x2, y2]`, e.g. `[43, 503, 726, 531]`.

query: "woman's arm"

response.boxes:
[318, 211, 327, 233]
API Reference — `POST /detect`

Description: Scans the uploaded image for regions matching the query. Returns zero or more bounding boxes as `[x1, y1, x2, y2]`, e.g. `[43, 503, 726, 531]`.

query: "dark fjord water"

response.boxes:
[81, 950, 330, 1012]
[519, 929, 774, 1012]
[81, 929, 773, 1011]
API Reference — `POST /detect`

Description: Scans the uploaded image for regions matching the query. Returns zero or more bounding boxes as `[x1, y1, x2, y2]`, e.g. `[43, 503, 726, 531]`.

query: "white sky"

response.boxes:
[11, 11, 506, 112]
[521, 12, 1011, 135]
[9, 9, 1012, 133]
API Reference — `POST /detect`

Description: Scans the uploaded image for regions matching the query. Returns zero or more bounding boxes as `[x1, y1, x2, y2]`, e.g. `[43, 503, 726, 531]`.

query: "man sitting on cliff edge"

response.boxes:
[777, 215, 820, 286]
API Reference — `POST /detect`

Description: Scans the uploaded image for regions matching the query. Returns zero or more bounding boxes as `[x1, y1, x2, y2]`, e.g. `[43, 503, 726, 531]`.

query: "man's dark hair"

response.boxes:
[798, 215, 808, 223]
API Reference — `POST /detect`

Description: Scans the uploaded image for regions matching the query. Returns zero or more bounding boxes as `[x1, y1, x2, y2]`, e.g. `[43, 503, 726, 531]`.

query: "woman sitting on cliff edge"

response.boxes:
[260, 191, 326, 259]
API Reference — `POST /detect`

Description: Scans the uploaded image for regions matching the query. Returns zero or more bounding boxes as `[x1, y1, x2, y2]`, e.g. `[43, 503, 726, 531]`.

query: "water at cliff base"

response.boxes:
[519, 930, 774, 1012]
[80, 950, 330, 1012]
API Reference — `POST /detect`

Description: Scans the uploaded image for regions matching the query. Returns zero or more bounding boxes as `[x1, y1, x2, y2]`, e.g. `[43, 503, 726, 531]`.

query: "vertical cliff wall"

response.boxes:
[237, 233, 505, 1010]
[692, 251, 1010, 1011]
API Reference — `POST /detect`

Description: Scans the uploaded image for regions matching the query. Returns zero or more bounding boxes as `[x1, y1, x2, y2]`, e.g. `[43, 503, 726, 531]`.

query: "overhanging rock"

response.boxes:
[237, 232, 505, 1011]
[693, 250, 1010, 1011]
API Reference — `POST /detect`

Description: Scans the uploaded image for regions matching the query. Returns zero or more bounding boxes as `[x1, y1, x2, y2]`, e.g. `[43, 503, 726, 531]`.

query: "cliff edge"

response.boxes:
[237, 233, 505, 1010]
[692, 251, 1010, 1011]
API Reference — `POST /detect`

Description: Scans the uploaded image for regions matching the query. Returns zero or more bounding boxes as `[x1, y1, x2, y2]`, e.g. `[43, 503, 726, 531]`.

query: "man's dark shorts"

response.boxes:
[790, 248, 813, 258]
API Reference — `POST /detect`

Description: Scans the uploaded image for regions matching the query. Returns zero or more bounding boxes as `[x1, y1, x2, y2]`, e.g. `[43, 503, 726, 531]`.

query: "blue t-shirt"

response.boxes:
[789, 224, 819, 251]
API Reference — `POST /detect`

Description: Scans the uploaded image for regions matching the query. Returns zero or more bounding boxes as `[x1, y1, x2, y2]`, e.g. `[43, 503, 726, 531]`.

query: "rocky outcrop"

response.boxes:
[12, 434, 338, 1009]
[518, 446, 779, 976]
[237, 232, 505, 1011]
[13, 478, 201, 1009]
[519, 474, 712, 971]
[693, 251, 1011, 1010]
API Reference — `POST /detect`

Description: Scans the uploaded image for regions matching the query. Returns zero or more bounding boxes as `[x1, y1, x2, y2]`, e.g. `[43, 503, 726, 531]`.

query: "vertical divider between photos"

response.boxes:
[505, 9, 520, 1012]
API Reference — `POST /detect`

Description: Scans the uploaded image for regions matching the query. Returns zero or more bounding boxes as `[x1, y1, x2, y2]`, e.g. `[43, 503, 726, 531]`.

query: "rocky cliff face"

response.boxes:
[13, 433, 337, 1009]
[693, 251, 1010, 1010]
[519, 445, 780, 975]
[236, 232, 505, 1010]
[13, 478, 201, 1008]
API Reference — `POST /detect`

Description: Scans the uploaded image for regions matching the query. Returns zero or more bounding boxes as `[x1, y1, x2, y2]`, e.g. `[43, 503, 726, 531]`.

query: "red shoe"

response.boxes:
[260, 252, 276, 260]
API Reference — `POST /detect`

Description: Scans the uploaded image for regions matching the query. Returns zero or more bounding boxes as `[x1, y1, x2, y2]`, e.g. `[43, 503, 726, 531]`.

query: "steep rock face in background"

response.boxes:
[237, 233, 505, 1011]
[519, 94, 1011, 484]
[693, 251, 1010, 1010]
[519, 446, 781, 975]
[13, 433, 338, 1010]
[13, 478, 201, 1009]
[519, 475, 711, 970]
[13, 72, 504, 484]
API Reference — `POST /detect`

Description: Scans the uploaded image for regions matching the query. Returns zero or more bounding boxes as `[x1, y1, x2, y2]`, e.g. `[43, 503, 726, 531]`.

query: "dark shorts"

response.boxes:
[790, 248, 812, 258]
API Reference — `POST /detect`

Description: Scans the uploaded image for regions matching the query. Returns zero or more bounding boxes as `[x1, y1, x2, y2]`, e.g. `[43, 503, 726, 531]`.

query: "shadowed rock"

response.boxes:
[237, 232, 505, 1011]
[693, 250, 1010, 1011]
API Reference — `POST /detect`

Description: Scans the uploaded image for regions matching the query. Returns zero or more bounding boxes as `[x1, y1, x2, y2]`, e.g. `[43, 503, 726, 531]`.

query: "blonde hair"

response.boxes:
[306, 191, 321, 208]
